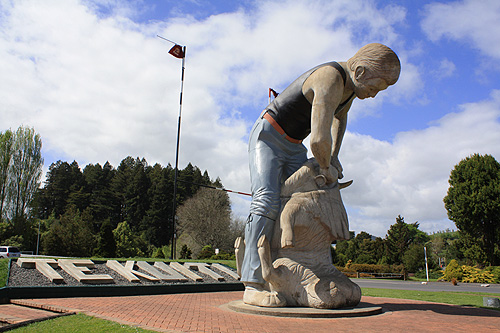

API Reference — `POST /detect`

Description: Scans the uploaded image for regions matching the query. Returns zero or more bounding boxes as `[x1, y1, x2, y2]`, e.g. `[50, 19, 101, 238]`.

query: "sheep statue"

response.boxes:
[235, 158, 361, 309]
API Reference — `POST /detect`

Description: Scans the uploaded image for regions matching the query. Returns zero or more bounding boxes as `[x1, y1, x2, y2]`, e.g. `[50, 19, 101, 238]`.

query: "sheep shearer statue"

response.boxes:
[235, 43, 401, 308]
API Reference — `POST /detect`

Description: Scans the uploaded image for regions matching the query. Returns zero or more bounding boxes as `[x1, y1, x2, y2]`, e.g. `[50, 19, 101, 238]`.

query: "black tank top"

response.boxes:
[266, 61, 353, 140]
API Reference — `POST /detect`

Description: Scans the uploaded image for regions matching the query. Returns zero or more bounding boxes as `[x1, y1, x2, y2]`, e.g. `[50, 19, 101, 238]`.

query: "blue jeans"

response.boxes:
[240, 114, 307, 283]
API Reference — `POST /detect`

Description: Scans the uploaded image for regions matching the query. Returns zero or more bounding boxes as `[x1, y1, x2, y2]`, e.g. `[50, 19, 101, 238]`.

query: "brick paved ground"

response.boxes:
[0, 302, 72, 329]
[0, 304, 57, 324]
[10, 292, 500, 332]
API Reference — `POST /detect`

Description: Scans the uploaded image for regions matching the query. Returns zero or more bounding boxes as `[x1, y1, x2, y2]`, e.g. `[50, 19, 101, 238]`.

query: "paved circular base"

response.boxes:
[223, 300, 383, 318]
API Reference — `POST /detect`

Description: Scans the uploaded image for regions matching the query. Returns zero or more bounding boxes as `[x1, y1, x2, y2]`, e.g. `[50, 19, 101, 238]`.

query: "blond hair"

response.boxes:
[347, 43, 401, 85]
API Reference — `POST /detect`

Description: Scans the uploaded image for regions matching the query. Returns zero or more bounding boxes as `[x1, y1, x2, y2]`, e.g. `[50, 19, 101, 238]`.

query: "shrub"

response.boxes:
[335, 266, 356, 277]
[442, 259, 463, 281]
[345, 263, 405, 274]
[113, 221, 145, 258]
[211, 252, 235, 260]
[348, 264, 384, 273]
[180, 244, 192, 259]
[442, 260, 497, 283]
[485, 266, 500, 283]
[151, 247, 165, 259]
[415, 268, 443, 280]
[461, 265, 495, 283]
[151, 245, 170, 259]
[198, 245, 215, 259]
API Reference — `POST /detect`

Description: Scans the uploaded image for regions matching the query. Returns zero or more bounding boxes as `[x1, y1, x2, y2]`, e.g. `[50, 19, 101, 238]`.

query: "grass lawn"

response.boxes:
[362, 287, 500, 309]
[9, 313, 156, 332]
[0, 258, 8, 287]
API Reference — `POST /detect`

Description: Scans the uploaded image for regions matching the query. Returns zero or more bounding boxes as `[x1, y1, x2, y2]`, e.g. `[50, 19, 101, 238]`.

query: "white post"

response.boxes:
[424, 246, 429, 282]
[36, 220, 41, 255]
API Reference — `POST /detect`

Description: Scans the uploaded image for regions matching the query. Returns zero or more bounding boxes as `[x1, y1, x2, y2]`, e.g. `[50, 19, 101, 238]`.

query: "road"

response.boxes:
[356, 278, 500, 294]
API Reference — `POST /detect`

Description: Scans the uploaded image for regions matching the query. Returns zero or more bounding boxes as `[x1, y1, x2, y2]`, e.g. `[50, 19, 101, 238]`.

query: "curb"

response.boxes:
[1, 282, 244, 300]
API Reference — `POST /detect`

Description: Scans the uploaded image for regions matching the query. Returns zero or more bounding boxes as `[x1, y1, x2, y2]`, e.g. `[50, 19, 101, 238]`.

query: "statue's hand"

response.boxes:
[330, 157, 344, 179]
[319, 167, 337, 185]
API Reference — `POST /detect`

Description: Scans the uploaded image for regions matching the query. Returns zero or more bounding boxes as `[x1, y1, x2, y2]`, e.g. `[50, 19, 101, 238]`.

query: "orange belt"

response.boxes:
[262, 111, 303, 144]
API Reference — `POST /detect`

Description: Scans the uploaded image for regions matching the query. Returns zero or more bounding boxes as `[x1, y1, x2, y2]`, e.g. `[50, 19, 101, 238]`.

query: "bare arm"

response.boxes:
[330, 101, 352, 179]
[302, 66, 345, 183]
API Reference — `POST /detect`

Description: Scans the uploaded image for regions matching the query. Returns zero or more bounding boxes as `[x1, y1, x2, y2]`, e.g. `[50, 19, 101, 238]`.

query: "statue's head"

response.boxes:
[347, 43, 401, 99]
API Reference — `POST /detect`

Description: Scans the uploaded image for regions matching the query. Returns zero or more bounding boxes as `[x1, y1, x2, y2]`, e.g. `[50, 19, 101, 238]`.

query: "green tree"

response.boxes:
[113, 221, 145, 258]
[198, 245, 215, 259]
[111, 157, 150, 231]
[0, 129, 14, 220]
[385, 215, 429, 265]
[141, 163, 173, 247]
[460, 233, 488, 266]
[353, 232, 382, 264]
[179, 244, 192, 259]
[42, 206, 96, 257]
[36, 161, 84, 219]
[82, 162, 119, 231]
[95, 219, 116, 258]
[333, 240, 349, 266]
[333, 231, 386, 266]
[429, 229, 461, 268]
[124, 160, 150, 231]
[0, 220, 15, 244]
[402, 243, 426, 273]
[176, 163, 212, 205]
[6, 126, 43, 222]
[33, 155, 220, 254]
[177, 163, 197, 204]
[443, 153, 500, 265]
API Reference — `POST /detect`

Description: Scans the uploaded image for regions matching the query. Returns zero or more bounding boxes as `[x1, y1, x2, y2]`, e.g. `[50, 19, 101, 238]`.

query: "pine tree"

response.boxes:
[385, 215, 428, 265]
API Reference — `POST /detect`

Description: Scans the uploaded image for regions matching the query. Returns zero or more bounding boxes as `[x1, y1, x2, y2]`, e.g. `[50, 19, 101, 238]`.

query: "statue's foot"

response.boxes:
[243, 283, 286, 307]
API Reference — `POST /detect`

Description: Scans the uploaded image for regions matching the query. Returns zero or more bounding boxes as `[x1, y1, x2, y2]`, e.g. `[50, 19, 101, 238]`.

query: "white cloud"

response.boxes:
[439, 58, 456, 78]
[0, 0, 418, 215]
[341, 90, 500, 236]
[431, 58, 456, 79]
[421, 0, 500, 60]
[6, 0, 475, 239]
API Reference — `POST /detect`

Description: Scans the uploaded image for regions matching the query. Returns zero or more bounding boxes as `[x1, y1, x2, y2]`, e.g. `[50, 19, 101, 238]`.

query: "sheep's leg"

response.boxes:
[234, 237, 245, 278]
[257, 235, 276, 281]
[280, 209, 295, 249]
[240, 235, 286, 307]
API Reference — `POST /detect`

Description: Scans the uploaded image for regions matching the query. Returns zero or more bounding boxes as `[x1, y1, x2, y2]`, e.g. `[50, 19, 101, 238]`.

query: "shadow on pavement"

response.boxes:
[376, 301, 500, 317]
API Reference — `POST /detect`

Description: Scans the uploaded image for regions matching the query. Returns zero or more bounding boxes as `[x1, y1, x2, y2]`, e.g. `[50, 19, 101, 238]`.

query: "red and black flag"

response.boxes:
[168, 44, 185, 59]
[269, 88, 279, 99]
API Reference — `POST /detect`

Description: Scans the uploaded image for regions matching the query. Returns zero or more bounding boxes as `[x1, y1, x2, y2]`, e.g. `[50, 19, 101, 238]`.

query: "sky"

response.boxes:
[1, 0, 500, 238]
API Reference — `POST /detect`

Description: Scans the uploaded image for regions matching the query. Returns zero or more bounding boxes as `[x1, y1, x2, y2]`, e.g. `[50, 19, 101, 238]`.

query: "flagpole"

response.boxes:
[170, 45, 185, 260]
[158, 35, 185, 260]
